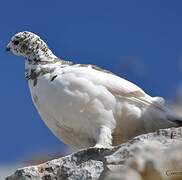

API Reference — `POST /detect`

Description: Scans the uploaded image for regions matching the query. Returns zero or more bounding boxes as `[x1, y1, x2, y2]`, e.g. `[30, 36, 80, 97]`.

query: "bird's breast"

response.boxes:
[28, 72, 117, 148]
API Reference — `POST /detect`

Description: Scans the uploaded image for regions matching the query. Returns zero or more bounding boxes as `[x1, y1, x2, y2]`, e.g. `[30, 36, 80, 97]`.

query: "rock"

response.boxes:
[6, 127, 182, 180]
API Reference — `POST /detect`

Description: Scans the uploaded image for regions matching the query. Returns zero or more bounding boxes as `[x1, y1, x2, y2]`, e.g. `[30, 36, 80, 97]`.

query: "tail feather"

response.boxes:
[167, 114, 182, 126]
[173, 119, 182, 126]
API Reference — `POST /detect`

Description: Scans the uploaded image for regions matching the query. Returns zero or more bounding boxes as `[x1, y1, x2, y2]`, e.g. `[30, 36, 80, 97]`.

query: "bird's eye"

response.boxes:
[13, 40, 19, 45]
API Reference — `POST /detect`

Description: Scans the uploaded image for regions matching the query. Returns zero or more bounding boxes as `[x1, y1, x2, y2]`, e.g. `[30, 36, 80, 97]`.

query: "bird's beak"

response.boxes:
[6, 43, 11, 51]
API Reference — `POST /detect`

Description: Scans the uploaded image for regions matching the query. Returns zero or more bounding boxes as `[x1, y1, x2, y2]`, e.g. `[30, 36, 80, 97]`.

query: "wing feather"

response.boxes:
[62, 65, 166, 111]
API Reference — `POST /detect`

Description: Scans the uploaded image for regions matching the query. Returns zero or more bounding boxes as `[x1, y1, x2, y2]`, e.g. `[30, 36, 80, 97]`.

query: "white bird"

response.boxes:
[6, 31, 182, 149]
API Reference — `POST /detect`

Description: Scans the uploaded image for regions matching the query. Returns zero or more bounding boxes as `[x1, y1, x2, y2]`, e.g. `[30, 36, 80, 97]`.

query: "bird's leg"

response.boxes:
[94, 125, 113, 148]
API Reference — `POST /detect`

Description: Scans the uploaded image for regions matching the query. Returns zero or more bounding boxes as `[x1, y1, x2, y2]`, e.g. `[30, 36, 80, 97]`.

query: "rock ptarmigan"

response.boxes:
[6, 31, 182, 149]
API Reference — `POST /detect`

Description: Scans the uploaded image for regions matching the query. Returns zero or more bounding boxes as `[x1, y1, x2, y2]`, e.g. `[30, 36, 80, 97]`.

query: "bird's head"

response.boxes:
[6, 31, 56, 62]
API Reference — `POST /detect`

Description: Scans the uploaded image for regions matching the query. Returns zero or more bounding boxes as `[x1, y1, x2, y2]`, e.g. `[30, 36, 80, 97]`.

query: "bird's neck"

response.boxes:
[24, 58, 60, 86]
[24, 52, 72, 83]
[24, 48, 59, 82]
[26, 48, 58, 63]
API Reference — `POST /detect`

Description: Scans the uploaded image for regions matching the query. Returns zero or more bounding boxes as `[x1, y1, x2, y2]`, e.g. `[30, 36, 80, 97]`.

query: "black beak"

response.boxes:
[6, 47, 10, 51]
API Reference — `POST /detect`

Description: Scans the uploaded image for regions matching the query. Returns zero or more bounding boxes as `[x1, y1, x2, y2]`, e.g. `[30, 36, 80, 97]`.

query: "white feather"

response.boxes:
[7, 31, 181, 149]
[27, 64, 179, 149]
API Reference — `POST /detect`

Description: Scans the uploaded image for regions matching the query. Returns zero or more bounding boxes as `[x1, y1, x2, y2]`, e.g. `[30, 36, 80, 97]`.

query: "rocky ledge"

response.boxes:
[6, 127, 182, 180]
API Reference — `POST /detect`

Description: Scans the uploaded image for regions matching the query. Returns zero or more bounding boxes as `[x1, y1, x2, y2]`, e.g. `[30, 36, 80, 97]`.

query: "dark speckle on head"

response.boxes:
[13, 40, 20, 45]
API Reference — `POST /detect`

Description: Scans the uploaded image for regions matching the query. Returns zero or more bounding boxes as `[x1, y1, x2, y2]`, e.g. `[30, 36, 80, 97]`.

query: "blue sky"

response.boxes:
[0, 0, 182, 163]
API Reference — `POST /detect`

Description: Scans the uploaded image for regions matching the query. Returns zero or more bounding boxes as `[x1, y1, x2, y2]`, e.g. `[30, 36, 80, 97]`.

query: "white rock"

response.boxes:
[6, 127, 182, 180]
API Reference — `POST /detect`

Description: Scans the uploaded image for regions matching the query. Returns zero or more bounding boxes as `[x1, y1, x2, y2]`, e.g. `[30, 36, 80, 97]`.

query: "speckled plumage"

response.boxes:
[6, 31, 182, 149]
